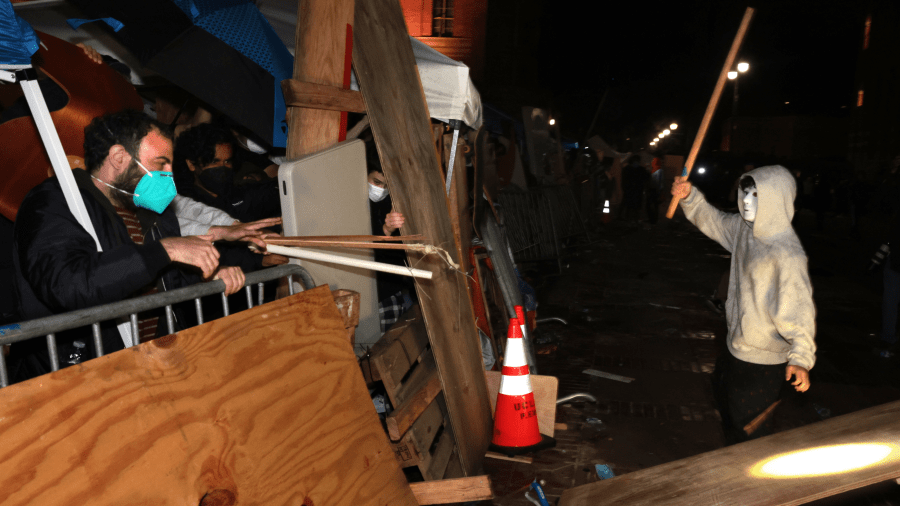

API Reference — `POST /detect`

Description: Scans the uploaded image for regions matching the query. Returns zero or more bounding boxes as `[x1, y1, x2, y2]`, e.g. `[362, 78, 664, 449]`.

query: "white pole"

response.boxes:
[265, 244, 433, 279]
[20, 75, 102, 251]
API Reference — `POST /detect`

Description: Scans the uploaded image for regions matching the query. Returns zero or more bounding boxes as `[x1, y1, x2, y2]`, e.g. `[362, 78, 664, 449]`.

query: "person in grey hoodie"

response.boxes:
[672, 165, 816, 443]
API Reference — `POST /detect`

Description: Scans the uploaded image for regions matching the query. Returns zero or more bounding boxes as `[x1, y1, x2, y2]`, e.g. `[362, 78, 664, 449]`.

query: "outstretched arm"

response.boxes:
[672, 177, 742, 253]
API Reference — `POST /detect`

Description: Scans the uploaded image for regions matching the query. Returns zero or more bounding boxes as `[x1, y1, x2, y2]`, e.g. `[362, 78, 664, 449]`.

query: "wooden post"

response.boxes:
[286, 0, 356, 160]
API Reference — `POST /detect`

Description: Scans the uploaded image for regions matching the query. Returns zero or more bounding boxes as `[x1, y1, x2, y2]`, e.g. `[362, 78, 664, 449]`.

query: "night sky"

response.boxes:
[532, 0, 864, 150]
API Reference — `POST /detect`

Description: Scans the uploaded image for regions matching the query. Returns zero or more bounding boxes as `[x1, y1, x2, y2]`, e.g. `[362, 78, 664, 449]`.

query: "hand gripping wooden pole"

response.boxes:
[666, 7, 755, 219]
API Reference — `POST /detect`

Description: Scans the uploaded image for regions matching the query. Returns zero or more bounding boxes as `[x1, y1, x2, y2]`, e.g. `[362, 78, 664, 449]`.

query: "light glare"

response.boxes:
[697, 168, 706, 174]
[751, 444, 900, 479]
[663, 129, 671, 135]
[549, 119, 556, 125]
[737, 62, 749, 72]
[728, 71, 738, 80]
[670, 123, 678, 130]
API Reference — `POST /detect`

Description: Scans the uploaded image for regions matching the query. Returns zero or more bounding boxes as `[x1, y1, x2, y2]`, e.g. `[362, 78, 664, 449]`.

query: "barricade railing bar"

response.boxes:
[0, 264, 315, 387]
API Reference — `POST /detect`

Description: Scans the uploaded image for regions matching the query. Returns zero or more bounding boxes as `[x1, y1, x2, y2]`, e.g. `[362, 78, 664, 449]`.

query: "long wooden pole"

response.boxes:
[666, 7, 755, 219]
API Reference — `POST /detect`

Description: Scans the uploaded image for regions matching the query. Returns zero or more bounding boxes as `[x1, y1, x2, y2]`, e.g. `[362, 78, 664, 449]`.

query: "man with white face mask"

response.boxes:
[672, 165, 816, 444]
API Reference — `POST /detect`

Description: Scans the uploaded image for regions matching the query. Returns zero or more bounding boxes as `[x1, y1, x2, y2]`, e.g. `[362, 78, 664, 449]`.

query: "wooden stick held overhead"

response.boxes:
[666, 7, 755, 219]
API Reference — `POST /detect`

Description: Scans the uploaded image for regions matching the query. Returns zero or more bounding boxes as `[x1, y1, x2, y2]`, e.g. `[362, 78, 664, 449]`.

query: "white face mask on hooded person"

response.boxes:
[368, 183, 389, 202]
[741, 186, 758, 222]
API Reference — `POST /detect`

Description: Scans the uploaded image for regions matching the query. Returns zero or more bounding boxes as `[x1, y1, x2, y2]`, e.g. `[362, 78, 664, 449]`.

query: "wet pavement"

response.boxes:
[477, 208, 900, 505]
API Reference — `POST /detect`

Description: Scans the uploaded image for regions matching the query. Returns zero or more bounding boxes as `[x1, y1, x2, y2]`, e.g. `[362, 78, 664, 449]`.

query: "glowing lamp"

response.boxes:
[728, 71, 738, 80]
[737, 62, 749, 72]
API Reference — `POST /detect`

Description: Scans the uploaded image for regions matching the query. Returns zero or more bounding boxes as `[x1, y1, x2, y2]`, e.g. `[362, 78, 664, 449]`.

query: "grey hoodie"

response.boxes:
[681, 165, 816, 370]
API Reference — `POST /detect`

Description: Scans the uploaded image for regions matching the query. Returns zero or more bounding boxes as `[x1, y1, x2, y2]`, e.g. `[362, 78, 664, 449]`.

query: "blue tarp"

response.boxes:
[171, 0, 293, 148]
[0, 0, 39, 68]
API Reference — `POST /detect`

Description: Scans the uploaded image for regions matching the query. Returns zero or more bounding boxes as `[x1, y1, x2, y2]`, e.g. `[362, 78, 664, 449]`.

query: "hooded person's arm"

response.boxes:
[679, 186, 743, 253]
[769, 255, 817, 371]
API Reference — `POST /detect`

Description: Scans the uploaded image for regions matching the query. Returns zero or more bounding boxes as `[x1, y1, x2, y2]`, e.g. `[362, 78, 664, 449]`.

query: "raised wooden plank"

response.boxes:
[386, 358, 442, 440]
[0, 286, 416, 506]
[286, 0, 354, 159]
[409, 476, 493, 505]
[559, 401, 900, 506]
[354, 0, 493, 476]
[282, 78, 366, 113]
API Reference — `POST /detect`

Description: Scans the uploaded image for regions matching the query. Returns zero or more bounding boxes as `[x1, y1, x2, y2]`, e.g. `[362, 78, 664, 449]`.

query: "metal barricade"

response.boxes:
[0, 264, 315, 388]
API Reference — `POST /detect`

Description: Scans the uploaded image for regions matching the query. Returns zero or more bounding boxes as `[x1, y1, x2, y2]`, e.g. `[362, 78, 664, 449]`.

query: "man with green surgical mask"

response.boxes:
[10, 110, 246, 382]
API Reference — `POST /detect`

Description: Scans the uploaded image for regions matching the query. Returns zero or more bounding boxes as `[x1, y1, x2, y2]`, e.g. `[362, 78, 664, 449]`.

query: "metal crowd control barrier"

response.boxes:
[0, 264, 315, 388]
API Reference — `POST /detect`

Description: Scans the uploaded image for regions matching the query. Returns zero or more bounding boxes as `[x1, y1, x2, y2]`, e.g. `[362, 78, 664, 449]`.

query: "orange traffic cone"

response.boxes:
[489, 319, 556, 456]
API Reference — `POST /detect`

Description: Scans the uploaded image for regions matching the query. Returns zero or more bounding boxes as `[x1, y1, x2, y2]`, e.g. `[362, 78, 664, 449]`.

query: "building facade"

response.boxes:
[400, 0, 487, 81]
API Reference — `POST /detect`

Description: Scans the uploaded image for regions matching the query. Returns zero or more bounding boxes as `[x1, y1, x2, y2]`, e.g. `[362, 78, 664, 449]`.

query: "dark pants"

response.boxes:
[712, 352, 786, 445]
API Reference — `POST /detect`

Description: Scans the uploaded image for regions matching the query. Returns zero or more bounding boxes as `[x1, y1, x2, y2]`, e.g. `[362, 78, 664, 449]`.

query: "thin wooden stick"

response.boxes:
[272, 234, 425, 242]
[265, 239, 421, 250]
[743, 399, 781, 436]
[666, 7, 755, 219]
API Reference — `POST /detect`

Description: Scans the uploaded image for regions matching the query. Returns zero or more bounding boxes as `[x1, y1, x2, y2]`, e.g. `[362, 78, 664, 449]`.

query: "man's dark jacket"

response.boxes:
[11, 169, 198, 381]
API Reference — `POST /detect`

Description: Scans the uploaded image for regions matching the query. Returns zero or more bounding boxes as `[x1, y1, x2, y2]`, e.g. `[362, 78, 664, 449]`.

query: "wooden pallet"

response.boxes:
[367, 305, 464, 480]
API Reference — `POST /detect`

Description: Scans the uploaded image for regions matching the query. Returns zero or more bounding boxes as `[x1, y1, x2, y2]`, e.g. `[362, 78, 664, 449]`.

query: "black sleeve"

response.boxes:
[14, 185, 170, 313]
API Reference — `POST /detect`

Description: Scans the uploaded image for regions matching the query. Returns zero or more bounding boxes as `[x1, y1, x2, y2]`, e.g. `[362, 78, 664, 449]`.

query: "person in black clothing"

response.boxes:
[366, 146, 414, 330]
[173, 123, 281, 223]
[12, 110, 244, 381]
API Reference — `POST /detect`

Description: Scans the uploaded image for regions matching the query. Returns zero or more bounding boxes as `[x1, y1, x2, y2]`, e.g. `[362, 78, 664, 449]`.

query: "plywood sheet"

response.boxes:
[0, 286, 416, 506]
[353, 0, 492, 476]
[559, 400, 900, 506]
[485, 371, 558, 437]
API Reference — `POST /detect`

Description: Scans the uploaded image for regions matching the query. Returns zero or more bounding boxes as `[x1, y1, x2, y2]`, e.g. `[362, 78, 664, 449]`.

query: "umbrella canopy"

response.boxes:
[0, 0, 39, 69]
[68, 0, 293, 148]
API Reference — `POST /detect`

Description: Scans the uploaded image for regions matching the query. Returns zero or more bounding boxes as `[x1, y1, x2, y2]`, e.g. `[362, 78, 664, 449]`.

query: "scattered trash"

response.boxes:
[812, 403, 831, 419]
[595, 464, 615, 480]
[586, 417, 606, 429]
[583, 368, 635, 383]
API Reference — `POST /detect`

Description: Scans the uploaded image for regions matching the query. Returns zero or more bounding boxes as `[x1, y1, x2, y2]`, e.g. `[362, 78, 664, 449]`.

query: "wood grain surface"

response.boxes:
[281, 79, 366, 113]
[409, 476, 493, 504]
[559, 400, 900, 506]
[353, 0, 492, 476]
[286, 0, 355, 159]
[0, 286, 416, 506]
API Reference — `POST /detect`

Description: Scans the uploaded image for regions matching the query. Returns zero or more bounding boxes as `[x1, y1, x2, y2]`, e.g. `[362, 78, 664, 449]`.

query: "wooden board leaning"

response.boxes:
[0, 286, 416, 506]
[353, 0, 493, 476]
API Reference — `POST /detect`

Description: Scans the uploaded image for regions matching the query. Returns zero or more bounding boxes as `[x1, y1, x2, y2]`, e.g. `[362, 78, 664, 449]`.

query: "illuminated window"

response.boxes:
[857, 90, 864, 107]
[864, 16, 871, 49]
[432, 0, 454, 37]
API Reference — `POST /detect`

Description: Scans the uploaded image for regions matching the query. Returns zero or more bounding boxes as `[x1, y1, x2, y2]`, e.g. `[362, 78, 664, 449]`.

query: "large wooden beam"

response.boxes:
[353, 0, 493, 476]
[286, 0, 355, 159]
[282, 79, 367, 113]
[0, 286, 417, 506]
[559, 400, 900, 506]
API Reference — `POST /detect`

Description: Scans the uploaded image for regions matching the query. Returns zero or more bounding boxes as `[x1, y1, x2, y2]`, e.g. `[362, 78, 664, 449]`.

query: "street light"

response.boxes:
[663, 129, 671, 136]
[730, 62, 749, 115]
[549, 118, 556, 126]
[670, 123, 678, 130]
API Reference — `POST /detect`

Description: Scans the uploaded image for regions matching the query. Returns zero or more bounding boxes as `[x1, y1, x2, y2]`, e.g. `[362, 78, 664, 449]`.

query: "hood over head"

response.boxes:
[738, 165, 796, 242]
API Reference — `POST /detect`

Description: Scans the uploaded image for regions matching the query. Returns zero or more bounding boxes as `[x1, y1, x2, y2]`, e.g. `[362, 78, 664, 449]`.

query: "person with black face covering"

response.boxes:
[173, 123, 281, 224]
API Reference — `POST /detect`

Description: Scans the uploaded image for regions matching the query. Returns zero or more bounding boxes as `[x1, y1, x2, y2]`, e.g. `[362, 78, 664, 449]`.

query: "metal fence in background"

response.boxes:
[0, 264, 315, 387]
[498, 185, 590, 268]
